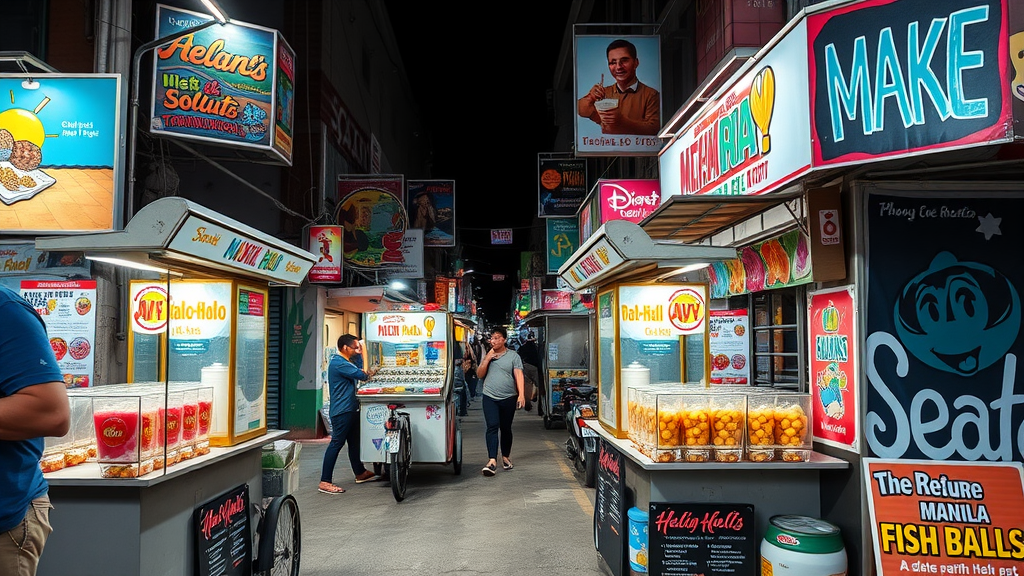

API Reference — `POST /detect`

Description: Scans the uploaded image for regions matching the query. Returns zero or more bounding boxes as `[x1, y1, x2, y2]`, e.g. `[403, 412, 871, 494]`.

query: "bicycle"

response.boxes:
[252, 494, 301, 575]
[383, 403, 412, 502]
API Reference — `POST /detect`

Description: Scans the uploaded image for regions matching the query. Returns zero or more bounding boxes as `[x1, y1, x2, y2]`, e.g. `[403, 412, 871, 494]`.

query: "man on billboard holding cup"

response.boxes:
[577, 38, 660, 136]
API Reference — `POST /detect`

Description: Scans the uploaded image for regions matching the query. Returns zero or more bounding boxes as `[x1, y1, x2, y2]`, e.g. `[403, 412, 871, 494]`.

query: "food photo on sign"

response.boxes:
[335, 188, 407, 269]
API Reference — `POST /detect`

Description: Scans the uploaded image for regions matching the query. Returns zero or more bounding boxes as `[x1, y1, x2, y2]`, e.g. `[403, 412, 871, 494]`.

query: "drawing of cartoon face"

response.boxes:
[894, 252, 1020, 376]
[1011, 32, 1024, 102]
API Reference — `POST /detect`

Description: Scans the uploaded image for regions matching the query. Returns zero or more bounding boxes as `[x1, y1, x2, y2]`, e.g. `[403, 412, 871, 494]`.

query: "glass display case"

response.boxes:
[357, 311, 451, 398]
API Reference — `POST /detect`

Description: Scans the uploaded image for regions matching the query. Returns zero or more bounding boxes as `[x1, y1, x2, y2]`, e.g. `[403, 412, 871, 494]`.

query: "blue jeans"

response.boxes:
[465, 370, 479, 398]
[320, 411, 366, 483]
[482, 395, 517, 459]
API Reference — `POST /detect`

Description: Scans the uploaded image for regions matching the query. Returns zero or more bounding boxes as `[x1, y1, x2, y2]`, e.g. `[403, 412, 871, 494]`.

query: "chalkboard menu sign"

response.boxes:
[194, 484, 252, 576]
[649, 502, 756, 575]
[594, 438, 626, 576]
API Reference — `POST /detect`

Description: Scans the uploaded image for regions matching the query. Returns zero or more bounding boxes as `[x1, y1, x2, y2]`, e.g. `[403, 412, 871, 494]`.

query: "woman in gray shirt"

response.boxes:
[475, 326, 525, 476]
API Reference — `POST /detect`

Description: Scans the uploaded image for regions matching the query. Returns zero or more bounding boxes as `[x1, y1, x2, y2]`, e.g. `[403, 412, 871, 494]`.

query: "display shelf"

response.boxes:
[44, 429, 288, 487]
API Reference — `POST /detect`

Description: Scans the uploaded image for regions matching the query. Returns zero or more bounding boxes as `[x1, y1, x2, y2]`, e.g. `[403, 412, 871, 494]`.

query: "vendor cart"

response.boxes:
[521, 309, 592, 429]
[357, 310, 463, 499]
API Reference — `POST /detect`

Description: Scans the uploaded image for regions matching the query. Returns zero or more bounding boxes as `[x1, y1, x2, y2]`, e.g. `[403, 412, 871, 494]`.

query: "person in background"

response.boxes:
[453, 340, 468, 417]
[0, 285, 71, 576]
[463, 338, 479, 402]
[475, 326, 525, 476]
[517, 332, 542, 413]
[319, 334, 378, 494]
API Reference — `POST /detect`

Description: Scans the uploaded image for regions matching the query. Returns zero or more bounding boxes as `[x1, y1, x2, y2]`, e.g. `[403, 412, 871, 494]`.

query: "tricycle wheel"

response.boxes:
[452, 422, 463, 475]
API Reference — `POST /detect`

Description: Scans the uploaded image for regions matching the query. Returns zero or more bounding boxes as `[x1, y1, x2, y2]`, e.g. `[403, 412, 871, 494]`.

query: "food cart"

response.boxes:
[558, 219, 848, 576]
[33, 197, 316, 576]
[357, 310, 462, 477]
[520, 308, 591, 429]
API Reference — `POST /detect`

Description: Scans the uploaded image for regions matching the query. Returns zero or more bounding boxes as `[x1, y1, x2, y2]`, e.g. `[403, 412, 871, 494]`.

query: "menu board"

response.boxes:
[649, 502, 756, 575]
[193, 484, 251, 576]
[709, 310, 750, 384]
[595, 438, 625, 576]
[21, 280, 97, 388]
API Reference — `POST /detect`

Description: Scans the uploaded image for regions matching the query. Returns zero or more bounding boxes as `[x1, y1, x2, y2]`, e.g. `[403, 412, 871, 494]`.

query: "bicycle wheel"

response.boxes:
[390, 424, 411, 502]
[452, 419, 463, 475]
[255, 495, 301, 576]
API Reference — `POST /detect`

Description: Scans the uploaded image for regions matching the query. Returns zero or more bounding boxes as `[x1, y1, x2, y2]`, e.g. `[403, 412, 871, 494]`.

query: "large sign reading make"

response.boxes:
[151, 4, 296, 165]
[808, 0, 1012, 167]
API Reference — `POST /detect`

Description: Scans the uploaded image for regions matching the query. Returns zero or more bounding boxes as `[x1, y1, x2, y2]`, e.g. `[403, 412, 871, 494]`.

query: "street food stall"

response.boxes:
[520, 308, 591, 429]
[558, 219, 848, 576]
[33, 197, 316, 576]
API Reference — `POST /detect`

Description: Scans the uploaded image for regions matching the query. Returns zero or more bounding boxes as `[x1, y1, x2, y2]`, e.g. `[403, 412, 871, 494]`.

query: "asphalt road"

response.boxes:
[291, 398, 605, 575]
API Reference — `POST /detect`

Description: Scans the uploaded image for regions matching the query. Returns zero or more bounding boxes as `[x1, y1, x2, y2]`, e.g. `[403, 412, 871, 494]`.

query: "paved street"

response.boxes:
[291, 399, 606, 575]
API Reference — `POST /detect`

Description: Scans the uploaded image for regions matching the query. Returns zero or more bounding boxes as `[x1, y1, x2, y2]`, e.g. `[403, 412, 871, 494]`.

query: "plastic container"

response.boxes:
[710, 394, 745, 462]
[627, 506, 649, 575]
[761, 515, 847, 575]
[262, 440, 301, 497]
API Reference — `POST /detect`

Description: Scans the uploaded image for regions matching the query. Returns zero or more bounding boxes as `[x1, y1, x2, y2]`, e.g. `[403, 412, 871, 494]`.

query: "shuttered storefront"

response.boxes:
[266, 287, 283, 429]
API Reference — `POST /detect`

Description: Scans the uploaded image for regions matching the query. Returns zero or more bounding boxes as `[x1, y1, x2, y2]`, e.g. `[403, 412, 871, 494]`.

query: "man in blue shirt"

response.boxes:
[0, 285, 70, 576]
[319, 334, 378, 494]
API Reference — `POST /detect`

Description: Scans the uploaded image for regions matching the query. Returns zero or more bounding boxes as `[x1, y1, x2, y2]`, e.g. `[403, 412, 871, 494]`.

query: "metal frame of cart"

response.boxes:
[520, 309, 592, 430]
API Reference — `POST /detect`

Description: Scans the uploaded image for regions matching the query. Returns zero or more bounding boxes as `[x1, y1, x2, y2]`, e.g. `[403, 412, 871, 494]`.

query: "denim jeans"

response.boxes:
[320, 411, 366, 483]
[482, 395, 517, 459]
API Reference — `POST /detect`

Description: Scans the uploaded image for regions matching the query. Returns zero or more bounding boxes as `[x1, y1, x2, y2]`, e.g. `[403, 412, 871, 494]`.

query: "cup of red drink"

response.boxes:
[92, 395, 142, 464]
[197, 387, 213, 438]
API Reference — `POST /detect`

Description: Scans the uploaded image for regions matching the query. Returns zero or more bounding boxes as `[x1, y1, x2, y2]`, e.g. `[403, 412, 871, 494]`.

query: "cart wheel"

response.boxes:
[372, 462, 384, 476]
[543, 413, 554, 430]
[255, 495, 301, 576]
[583, 449, 597, 488]
[452, 422, 463, 475]
[390, 425, 411, 502]
[537, 398, 544, 418]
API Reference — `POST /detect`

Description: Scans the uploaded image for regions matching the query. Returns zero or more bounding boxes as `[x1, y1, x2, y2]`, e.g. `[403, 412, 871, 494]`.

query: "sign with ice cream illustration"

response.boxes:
[808, 285, 858, 451]
[151, 5, 295, 165]
[0, 74, 121, 233]
[706, 228, 813, 299]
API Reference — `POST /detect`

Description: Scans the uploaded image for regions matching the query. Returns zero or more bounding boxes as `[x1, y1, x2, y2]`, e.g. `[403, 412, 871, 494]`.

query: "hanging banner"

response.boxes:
[808, 0, 1012, 167]
[388, 229, 424, 279]
[708, 310, 749, 385]
[864, 459, 1024, 576]
[307, 225, 342, 283]
[808, 285, 858, 451]
[335, 179, 407, 269]
[546, 218, 579, 274]
[151, 5, 295, 164]
[407, 179, 455, 247]
[0, 75, 121, 233]
[865, 185, 1024, 463]
[598, 179, 661, 224]
[538, 156, 587, 217]
[706, 229, 813, 298]
[619, 284, 707, 340]
[542, 290, 572, 311]
[491, 229, 513, 245]
[574, 34, 663, 157]
[21, 280, 97, 388]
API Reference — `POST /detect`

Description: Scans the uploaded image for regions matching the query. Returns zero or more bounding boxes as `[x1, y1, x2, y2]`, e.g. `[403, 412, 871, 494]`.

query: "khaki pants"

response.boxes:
[0, 495, 53, 576]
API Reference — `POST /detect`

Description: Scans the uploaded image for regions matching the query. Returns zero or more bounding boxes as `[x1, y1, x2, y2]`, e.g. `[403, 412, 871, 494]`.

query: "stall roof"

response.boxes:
[640, 189, 805, 243]
[452, 314, 477, 330]
[35, 197, 316, 286]
[521, 309, 588, 328]
[326, 285, 421, 313]
[557, 219, 737, 291]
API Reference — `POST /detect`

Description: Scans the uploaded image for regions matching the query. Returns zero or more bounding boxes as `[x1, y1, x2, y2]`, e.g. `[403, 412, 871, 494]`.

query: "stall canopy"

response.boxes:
[640, 189, 805, 243]
[35, 197, 316, 286]
[557, 219, 737, 290]
[521, 309, 585, 328]
[326, 285, 421, 313]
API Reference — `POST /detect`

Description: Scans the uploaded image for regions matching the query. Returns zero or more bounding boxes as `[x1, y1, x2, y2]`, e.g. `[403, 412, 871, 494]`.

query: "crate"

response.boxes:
[262, 440, 301, 497]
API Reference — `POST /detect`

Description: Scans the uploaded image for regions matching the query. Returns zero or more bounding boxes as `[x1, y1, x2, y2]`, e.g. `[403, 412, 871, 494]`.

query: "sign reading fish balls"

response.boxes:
[618, 284, 707, 340]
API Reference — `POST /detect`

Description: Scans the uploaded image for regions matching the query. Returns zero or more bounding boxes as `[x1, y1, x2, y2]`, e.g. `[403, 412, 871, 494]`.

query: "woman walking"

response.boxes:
[475, 326, 526, 476]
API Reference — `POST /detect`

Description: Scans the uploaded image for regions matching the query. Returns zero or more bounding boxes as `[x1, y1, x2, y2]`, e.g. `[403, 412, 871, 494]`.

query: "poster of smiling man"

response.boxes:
[864, 183, 1024, 464]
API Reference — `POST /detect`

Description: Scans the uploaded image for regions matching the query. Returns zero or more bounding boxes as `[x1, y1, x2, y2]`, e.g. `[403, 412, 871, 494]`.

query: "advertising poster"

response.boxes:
[491, 228, 512, 245]
[1013, 3, 1024, 135]
[0, 244, 91, 290]
[808, 286, 858, 451]
[864, 459, 1024, 576]
[168, 281, 231, 357]
[648, 502, 757, 575]
[706, 229, 812, 299]
[538, 156, 587, 217]
[338, 174, 403, 202]
[388, 229, 425, 279]
[546, 218, 579, 274]
[21, 280, 96, 388]
[865, 186, 1024, 463]
[0, 75, 121, 233]
[273, 36, 295, 161]
[808, 0, 1011, 168]
[547, 369, 587, 407]
[152, 5, 294, 164]
[708, 310, 749, 385]
[307, 225, 342, 283]
[407, 179, 455, 247]
[335, 183, 407, 269]
[660, 19, 811, 198]
[234, 287, 266, 434]
[542, 290, 572, 311]
[598, 179, 661, 224]
[574, 34, 663, 156]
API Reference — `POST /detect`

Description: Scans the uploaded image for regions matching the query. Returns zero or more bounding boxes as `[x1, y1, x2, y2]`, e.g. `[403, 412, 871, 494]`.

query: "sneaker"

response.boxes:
[354, 470, 376, 483]
[481, 463, 497, 476]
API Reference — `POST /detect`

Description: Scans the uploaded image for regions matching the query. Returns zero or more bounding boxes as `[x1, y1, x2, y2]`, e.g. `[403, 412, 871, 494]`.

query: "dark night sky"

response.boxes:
[384, 3, 572, 326]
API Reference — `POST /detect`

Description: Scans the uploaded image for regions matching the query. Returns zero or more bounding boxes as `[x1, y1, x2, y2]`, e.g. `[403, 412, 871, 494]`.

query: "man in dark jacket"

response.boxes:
[517, 333, 541, 412]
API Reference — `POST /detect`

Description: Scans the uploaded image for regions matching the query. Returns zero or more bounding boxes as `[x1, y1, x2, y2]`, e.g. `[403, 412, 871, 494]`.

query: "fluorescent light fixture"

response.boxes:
[21, 79, 39, 90]
[675, 262, 710, 274]
[86, 255, 181, 276]
[390, 280, 408, 290]
[200, 0, 229, 24]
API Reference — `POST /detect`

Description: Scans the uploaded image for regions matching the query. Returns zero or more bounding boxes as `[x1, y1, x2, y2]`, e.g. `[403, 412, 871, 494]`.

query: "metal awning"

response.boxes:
[640, 189, 805, 243]
[521, 309, 588, 328]
[35, 197, 316, 286]
[326, 285, 421, 313]
[452, 314, 477, 330]
[557, 219, 737, 291]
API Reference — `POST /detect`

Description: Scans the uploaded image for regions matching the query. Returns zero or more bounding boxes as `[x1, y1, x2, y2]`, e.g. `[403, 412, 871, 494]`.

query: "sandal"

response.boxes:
[318, 482, 345, 494]
[502, 459, 514, 470]
[481, 463, 497, 476]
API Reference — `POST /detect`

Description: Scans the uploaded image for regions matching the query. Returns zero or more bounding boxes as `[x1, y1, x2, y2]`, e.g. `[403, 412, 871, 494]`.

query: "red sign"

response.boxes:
[491, 228, 513, 245]
[307, 225, 342, 282]
[808, 286, 857, 450]
[541, 290, 572, 311]
[598, 179, 661, 224]
[865, 459, 1024, 576]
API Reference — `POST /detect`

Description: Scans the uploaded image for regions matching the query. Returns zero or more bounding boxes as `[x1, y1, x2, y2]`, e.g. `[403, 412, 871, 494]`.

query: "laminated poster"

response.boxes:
[708, 310, 749, 385]
[21, 280, 96, 388]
